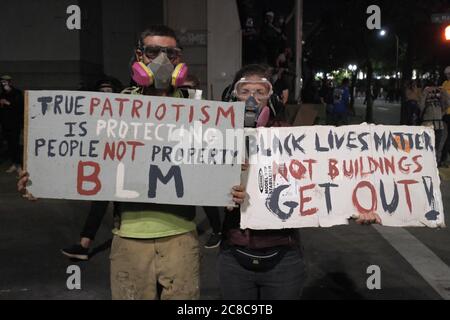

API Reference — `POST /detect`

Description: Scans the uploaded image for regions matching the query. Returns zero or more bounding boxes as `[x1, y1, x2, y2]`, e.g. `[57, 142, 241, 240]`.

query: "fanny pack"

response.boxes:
[230, 246, 288, 272]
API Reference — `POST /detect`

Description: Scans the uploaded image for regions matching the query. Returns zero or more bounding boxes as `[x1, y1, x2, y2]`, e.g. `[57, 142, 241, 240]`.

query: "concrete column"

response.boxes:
[207, 0, 241, 100]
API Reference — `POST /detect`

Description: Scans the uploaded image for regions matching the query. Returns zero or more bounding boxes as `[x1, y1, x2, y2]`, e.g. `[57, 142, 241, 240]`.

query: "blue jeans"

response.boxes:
[217, 247, 307, 300]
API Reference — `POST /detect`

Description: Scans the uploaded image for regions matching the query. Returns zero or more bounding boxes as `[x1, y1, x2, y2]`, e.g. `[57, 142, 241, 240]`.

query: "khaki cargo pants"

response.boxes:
[110, 231, 200, 300]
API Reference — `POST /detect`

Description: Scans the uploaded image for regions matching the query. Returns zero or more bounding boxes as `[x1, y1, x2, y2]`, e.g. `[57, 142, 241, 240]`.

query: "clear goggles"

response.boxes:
[233, 77, 273, 101]
[141, 46, 182, 61]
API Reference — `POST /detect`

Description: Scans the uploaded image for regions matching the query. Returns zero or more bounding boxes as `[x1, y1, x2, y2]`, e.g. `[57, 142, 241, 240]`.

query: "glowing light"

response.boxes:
[358, 71, 364, 80]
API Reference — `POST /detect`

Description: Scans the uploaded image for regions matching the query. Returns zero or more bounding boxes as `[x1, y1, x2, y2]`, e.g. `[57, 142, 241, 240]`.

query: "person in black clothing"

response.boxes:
[0, 75, 24, 174]
[218, 65, 381, 300]
[61, 79, 120, 260]
[219, 65, 306, 300]
[260, 12, 281, 66]
[242, 17, 260, 64]
[179, 74, 223, 249]
[272, 70, 290, 105]
[61, 201, 120, 260]
[319, 79, 335, 124]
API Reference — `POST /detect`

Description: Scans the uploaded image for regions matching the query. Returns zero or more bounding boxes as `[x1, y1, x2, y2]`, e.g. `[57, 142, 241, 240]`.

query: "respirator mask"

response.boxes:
[131, 46, 188, 89]
[233, 77, 273, 127]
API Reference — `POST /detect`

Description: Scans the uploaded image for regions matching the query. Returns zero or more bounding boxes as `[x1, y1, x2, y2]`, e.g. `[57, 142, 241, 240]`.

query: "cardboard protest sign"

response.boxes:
[24, 91, 244, 206]
[240, 124, 445, 229]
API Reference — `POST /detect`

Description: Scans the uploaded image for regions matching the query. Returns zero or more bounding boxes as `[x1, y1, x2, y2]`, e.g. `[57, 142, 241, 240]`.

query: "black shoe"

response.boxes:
[61, 244, 89, 260]
[204, 233, 222, 249]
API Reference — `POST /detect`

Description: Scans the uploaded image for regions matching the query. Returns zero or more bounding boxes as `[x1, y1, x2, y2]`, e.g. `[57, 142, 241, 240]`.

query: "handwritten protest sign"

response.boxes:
[24, 91, 244, 206]
[241, 125, 445, 229]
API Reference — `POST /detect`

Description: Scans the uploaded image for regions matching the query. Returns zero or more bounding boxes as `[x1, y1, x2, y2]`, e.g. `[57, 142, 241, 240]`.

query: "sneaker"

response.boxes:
[204, 233, 222, 249]
[5, 165, 17, 173]
[61, 244, 89, 261]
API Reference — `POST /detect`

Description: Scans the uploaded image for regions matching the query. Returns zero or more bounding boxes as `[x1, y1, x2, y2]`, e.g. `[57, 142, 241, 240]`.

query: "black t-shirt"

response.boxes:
[0, 88, 24, 129]
[273, 78, 289, 98]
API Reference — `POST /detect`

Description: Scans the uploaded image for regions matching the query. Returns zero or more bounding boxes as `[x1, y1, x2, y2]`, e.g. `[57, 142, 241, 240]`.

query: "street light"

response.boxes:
[445, 25, 450, 41]
[379, 29, 400, 91]
[348, 64, 357, 72]
[379, 30, 399, 72]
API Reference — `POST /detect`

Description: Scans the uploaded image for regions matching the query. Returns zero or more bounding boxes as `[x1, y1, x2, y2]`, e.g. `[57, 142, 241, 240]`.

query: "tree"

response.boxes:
[303, 0, 450, 123]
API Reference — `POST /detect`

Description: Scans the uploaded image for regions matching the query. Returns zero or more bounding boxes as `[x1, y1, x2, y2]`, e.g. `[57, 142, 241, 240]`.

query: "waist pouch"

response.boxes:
[230, 246, 288, 272]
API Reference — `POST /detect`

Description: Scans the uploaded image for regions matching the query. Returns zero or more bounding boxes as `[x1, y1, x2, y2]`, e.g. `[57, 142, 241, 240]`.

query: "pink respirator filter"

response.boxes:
[131, 62, 152, 87]
[256, 106, 270, 127]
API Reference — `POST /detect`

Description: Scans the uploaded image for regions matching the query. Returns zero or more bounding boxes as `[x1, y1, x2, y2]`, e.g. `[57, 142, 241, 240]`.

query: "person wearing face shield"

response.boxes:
[217, 65, 381, 300]
[218, 65, 305, 300]
[0, 75, 24, 174]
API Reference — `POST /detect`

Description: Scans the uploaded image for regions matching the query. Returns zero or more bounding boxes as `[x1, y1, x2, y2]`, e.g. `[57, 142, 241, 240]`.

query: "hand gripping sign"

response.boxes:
[24, 90, 244, 207]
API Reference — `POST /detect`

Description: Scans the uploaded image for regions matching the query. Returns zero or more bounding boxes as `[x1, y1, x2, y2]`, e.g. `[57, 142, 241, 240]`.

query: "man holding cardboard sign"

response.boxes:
[18, 25, 246, 300]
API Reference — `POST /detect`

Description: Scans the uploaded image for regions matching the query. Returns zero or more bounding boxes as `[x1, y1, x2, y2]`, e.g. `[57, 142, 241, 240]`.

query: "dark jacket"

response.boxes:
[0, 87, 24, 131]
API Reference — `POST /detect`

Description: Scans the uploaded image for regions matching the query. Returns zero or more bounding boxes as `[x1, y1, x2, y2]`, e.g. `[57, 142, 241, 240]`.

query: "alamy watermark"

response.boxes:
[66, 265, 81, 290]
[366, 265, 381, 290]
[66, 5, 81, 30]
[366, 5, 381, 30]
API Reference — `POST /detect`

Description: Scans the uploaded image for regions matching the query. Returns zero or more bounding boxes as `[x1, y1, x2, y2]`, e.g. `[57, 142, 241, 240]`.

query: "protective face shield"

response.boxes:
[131, 50, 188, 89]
[233, 77, 273, 127]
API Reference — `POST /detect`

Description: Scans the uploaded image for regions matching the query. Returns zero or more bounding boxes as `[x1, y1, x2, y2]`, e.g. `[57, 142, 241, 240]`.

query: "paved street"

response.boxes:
[353, 97, 402, 126]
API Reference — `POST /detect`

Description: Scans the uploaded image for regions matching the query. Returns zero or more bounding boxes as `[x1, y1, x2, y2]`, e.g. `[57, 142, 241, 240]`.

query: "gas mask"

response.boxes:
[233, 77, 273, 128]
[244, 96, 270, 128]
[131, 51, 188, 89]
